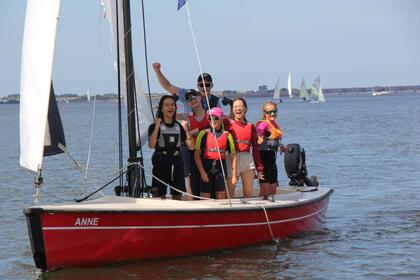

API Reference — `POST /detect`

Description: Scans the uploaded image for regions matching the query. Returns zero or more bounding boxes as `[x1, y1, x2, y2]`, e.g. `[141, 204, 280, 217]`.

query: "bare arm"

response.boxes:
[152, 63, 179, 95]
[230, 153, 237, 186]
[148, 118, 161, 149]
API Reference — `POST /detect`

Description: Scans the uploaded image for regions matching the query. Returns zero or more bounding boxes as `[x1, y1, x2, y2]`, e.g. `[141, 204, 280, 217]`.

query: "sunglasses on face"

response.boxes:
[186, 95, 199, 102]
[198, 82, 212, 88]
[207, 116, 222, 121]
[265, 109, 278, 116]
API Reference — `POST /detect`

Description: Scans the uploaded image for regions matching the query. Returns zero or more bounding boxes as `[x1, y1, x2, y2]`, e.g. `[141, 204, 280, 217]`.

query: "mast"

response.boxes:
[121, 0, 139, 197]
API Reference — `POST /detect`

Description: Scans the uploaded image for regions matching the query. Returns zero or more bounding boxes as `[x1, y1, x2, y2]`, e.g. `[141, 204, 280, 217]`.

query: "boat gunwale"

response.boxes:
[23, 188, 333, 215]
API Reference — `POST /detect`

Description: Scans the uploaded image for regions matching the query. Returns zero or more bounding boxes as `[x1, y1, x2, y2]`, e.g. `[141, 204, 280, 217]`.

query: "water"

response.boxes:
[0, 94, 419, 279]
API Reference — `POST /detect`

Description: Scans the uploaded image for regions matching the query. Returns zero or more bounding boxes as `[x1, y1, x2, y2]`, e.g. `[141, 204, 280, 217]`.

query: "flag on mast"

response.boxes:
[177, 0, 186, 10]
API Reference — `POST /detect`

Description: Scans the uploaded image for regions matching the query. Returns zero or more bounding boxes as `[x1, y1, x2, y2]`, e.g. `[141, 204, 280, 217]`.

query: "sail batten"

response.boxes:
[20, 0, 61, 172]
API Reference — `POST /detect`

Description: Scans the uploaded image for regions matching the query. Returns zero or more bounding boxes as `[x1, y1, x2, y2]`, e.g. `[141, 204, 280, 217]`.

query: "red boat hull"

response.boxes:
[25, 190, 332, 270]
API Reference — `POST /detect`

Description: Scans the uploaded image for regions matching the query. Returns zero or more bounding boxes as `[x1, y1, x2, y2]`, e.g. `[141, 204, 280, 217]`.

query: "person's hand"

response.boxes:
[181, 120, 189, 133]
[257, 171, 264, 180]
[257, 136, 263, 145]
[155, 117, 162, 126]
[152, 63, 161, 72]
[200, 172, 209, 182]
[231, 176, 238, 186]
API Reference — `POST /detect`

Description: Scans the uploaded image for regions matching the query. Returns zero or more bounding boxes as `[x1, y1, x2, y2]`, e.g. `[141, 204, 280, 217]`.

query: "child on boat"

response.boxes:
[194, 107, 237, 199]
[148, 95, 194, 200]
[224, 98, 264, 197]
[179, 89, 210, 199]
[256, 101, 287, 199]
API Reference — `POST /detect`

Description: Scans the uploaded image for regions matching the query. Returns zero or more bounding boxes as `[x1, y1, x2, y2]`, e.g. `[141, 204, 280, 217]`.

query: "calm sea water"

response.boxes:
[0, 94, 419, 279]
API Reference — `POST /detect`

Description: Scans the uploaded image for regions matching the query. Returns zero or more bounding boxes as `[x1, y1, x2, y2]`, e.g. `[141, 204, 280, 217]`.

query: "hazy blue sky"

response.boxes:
[1, 0, 419, 97]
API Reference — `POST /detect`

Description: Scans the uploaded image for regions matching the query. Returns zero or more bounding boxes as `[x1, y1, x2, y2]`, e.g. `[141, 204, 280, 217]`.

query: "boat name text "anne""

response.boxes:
[75, 217, 99, 226]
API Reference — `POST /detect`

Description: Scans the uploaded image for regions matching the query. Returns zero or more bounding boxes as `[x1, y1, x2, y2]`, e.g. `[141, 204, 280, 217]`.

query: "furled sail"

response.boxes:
[20, 0, 62, 172]
[102, 0, 153, 146]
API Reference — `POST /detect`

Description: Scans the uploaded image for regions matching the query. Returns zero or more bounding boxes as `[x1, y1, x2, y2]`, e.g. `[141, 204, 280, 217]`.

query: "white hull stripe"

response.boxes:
[42, 207, 325, 231]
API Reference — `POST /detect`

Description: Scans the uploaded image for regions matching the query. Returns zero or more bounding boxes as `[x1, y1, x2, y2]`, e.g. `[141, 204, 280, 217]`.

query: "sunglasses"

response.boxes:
[198, 82, 212, 88]
[207, 116, 222, 121]
[265, 109, 278, 116]
[186, 95, 199, 102]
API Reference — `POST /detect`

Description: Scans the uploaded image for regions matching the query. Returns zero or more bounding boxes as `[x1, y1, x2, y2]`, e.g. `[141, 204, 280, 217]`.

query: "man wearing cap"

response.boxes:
[152, 62, 221, 112]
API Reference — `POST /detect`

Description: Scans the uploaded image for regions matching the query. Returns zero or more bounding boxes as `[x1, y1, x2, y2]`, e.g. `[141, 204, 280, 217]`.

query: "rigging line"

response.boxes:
[259, 205, 279, 244]
[82, 1, 104, 196]
[184, 2, 232, 206]
[140, 0, 155, 120]
[134, 162, 215, 201]
[115, 0, 125, 192]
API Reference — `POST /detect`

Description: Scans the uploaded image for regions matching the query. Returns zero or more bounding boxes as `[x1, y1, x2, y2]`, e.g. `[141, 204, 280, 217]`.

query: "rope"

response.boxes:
[258, 205, 279, 244]
[184, 2, 231, 206]
[140, 0, 155, 120]
[81, 2, 104, 196]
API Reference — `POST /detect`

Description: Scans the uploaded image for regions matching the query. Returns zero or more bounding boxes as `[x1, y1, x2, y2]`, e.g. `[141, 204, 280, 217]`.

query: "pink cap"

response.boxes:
[207, 107, 224, 118]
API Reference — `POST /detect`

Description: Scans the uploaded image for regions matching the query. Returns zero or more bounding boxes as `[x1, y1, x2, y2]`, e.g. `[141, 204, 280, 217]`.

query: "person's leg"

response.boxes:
[259, 183, 270, 198]
[170, 163, 186, 200]
[241, 169, 255, 197]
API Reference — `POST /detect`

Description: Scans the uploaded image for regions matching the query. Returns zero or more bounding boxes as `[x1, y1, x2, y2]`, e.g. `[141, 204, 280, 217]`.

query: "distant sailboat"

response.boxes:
[318, 82, 325, 102]
[310, 75, 325, 103]
[273, 78, 281, 101]
[299, 78, 310, 101]
[86, 88, 91, 102]
[288, 72, 293, 98]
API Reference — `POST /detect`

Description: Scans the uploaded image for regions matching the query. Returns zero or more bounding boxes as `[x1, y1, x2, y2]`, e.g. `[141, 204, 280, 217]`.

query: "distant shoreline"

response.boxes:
[2, 85, 419, 104]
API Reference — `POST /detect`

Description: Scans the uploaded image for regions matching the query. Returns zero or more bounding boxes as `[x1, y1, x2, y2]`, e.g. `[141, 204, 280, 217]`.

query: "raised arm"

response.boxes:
[152, 63, 179, 95]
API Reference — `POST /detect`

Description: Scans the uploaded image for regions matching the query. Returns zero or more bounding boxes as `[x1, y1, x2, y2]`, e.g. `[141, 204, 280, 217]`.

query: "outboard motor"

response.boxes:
[284, 143, 319, 187]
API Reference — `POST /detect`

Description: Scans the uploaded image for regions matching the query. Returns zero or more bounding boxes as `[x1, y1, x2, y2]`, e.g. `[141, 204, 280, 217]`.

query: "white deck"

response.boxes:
[33, 187, 332, 212]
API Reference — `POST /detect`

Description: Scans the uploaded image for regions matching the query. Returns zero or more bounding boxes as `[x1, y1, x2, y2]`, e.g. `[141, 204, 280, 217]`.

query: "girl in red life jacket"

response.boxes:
[224, 98, 264, 198]
[194, 107, 237, 199]
[177, 89, 210, 200]
[256, 101, 288, 199]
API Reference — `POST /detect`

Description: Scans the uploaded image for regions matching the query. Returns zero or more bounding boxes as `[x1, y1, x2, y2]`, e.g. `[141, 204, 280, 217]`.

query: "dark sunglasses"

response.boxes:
[186, 95, 199, 102]
[265, 109, 278, 115]
[207, 116, 222, 121]
[198, 82, 212, 88]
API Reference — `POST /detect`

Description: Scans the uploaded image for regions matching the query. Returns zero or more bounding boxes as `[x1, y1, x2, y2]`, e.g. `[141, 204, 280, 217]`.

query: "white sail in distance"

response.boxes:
[288, 72, 292, 98]
[273, 78, 281, 100]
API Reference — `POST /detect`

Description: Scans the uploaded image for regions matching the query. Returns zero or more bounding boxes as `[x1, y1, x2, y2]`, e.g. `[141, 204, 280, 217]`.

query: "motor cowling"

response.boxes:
[284, 143, 318, 187]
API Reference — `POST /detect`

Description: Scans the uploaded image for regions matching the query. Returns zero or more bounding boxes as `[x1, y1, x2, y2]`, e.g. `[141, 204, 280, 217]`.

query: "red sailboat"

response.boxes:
[20, 0, 332, 271]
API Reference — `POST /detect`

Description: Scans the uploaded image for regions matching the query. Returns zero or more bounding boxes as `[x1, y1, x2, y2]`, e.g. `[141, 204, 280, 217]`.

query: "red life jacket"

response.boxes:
[203, 130, 229, 160]
[230, 120, 252, 152]
[188, 112, 209, 132]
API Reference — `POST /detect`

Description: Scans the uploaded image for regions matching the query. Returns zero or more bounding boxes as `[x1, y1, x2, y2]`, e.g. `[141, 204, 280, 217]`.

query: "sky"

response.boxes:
[1, 0, 420, 97]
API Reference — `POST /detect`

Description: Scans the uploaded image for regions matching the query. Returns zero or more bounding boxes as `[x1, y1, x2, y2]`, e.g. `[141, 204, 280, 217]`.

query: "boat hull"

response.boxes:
[24, 188, 332, 270]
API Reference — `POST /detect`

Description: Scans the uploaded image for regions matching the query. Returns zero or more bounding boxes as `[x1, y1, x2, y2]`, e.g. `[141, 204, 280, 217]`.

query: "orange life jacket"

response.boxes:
[203, 130, 229, 160]
[257, 119, 282, 140]
[230, 120, 252, 152]
[188, 112, 209, 132]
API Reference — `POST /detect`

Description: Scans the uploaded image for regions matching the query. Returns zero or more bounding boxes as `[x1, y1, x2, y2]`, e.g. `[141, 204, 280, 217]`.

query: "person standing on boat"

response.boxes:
[256, 101, 287, 199]
[224, 98, 264, 197]
[194, 107, 237, 199]
[148, 95, 194, 200]
[178, 89, 210, 200]
[152, 62, 221, 111]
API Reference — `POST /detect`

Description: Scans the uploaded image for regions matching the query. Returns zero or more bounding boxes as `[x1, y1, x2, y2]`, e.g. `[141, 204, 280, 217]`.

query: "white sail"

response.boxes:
[273, 78, 280, 100]
[299, 78, 310, 101]
[288, 72, 292, 98]
[318, 82, 325, 102]
[86, 88, 91, 102]
[102, 0, 153, 145]
[20, 0, 61, 172]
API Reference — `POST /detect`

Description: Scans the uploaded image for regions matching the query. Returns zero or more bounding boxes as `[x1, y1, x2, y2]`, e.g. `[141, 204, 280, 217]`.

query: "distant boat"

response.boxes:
[299, 78, 310, 101]
[273, 78, 281, 101]
[310, 76, 325, 103]
[288, 73, 293, 98]
[372, 86, 391, 96]
[86, 88, 91, 102]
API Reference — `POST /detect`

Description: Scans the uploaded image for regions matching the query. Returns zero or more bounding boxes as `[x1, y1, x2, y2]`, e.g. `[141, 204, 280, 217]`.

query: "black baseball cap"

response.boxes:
[185, 89, 199, 99]
[197, 73, 213, 83]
